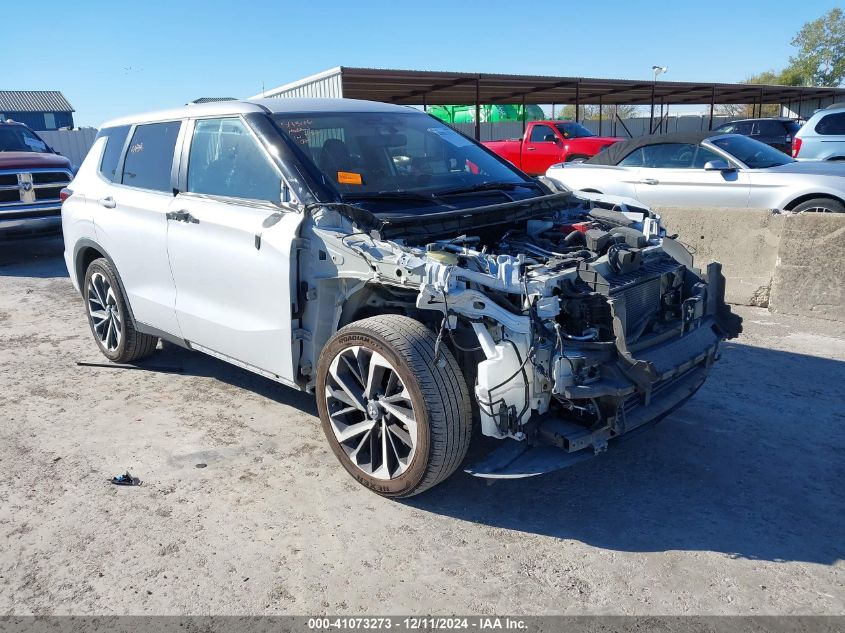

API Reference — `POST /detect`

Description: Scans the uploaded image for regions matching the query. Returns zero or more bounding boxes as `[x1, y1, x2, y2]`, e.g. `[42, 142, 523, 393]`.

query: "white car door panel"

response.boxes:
[95, 187, 182, 335]
[634, 168, 750, 208]
[167, 196, 302, 382]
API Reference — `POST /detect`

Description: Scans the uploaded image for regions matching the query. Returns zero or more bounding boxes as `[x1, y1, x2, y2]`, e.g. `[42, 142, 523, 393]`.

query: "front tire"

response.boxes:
[316, 315, 472, 498]
[83, 258, 158, 363]
[791, 198, 845, 214]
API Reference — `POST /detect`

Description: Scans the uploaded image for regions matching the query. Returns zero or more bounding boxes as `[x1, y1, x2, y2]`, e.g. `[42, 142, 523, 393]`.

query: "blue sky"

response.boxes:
[3, 0, 841, 127]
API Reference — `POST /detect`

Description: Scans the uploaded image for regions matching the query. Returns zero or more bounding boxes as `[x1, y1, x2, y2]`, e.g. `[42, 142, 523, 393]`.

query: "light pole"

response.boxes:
[652, 66, 668, 132]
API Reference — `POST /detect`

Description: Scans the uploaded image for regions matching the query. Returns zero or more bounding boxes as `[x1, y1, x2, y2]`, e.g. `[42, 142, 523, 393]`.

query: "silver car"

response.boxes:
[793, 102, 845, 162]
[547, 131, 845, 214]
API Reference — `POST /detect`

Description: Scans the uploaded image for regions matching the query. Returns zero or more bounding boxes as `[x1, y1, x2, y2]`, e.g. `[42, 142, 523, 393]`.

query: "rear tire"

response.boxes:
[567, 155, 589, 164]
[316, 315, 472, 498]
[791, 198, 845, 214]
[83, 258, 158, 363]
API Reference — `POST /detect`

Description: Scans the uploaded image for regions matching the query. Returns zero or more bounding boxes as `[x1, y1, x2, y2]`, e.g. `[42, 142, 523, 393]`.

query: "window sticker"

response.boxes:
[337, 171, 363, 185]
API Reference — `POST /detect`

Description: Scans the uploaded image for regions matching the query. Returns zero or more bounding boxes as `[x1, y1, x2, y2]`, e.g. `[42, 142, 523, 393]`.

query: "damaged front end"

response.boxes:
[306, 191, 742, 479]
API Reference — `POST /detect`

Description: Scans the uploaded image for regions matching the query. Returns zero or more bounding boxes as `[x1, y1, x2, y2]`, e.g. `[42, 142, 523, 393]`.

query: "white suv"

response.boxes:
[62, 98, 741, 497]
[793, 103, 845, 161]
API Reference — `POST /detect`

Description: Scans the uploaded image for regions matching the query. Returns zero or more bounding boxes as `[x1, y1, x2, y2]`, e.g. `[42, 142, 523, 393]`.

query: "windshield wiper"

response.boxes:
[342, 191, 458, 209]
[435, 181, 542, 196]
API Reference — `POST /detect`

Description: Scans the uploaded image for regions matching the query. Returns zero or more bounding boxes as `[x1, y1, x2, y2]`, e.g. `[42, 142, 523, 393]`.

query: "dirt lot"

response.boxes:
[1, 236, 844, 616]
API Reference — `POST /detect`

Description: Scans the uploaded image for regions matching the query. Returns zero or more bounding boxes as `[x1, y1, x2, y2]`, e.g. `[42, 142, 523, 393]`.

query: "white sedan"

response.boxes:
[546, 131, 845, 213]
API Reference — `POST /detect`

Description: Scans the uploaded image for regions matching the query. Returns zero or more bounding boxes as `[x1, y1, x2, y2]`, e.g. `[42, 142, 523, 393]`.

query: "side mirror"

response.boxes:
[704, 159, 735, 172]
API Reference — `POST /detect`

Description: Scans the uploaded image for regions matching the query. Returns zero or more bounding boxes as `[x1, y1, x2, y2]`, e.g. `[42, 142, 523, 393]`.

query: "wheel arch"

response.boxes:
[783, 192, 845, 212]
[73, 238, 137, 325]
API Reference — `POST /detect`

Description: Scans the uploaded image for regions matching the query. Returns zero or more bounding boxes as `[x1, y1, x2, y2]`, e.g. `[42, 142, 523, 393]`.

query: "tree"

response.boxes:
[716, 66, 808, 118]
[788, 8, 845, 86]
[555, 103, 641, 120]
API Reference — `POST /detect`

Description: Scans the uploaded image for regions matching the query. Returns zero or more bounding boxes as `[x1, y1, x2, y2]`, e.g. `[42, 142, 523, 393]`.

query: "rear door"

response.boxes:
[166, 116, 302, 383]
[632, 142, 750, 208]
[93, 120, 183, 336]
[521, 124, 562, 175]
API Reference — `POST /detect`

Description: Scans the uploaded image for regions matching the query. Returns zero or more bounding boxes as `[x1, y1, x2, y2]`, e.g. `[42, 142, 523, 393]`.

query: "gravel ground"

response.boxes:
[1, 236, 843, 616]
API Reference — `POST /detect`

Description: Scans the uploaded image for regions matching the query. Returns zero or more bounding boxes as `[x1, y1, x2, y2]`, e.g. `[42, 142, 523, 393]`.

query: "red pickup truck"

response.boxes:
[483, 121, 623, 176]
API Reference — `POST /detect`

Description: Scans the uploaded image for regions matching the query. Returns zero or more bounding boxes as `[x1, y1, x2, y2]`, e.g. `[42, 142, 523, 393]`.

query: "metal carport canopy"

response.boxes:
[269, 66, 845, 106]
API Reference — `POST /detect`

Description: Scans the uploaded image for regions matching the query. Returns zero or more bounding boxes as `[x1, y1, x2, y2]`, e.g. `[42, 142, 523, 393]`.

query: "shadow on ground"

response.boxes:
[0, 236, 67, 278]
[14, 242, 845, 565]
[407, 343, 845, 566]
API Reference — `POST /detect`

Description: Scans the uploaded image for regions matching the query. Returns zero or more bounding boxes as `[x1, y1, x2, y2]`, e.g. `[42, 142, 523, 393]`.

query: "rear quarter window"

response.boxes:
[121, 121, 182, 192]
[815, 112, 845, 136]
[95, 125, 131, 182]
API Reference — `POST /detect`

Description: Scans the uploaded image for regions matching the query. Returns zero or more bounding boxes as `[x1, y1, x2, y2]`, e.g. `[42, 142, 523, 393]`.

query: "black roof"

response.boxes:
[587, 131, 723, 166]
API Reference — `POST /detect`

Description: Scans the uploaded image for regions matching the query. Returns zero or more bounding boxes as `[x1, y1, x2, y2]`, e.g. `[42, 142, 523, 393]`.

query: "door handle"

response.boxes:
[166, 210, 199, 224]
[639, 178, 659, 185]
[98, 196, 116, 209]
[526, 147, 536, 151]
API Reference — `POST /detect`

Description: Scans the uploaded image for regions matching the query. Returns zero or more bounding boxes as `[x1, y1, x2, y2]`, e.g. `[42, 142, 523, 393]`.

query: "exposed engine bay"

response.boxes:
[301, 190, 742, 477]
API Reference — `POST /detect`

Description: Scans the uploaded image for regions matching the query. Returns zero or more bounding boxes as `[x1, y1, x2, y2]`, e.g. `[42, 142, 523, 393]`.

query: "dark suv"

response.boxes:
[0, 120, 73, 238]
[714, 118, 801, 154]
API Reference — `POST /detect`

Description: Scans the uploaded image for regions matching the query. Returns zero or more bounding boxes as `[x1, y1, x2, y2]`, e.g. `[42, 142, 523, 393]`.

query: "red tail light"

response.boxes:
[59, 187, 73, 202]
[792, 137, 802, 158]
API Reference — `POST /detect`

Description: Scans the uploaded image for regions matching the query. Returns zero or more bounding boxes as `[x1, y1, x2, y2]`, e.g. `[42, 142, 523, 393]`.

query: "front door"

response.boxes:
[522, 123, 561, 175]
[631, 143, 750, 208]
[166, 116, 303, 383]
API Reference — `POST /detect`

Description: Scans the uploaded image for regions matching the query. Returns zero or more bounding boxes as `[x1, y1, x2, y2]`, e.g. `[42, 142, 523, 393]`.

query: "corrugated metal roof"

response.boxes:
[257, 67, 845, 106]
[0, 91, 74, 113]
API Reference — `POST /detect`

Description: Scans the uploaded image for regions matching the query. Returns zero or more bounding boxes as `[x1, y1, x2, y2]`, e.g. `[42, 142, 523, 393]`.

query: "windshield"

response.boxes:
[555, 122, 596, 139]
[0, 126, 52, 153]
[709, 135, 793, 169]
[271, 111, 528, 203]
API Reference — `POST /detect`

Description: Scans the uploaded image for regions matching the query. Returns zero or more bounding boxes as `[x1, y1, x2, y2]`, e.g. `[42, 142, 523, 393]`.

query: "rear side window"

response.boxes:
[187, 117, 281, 202]
[815, 112, 845, 135]
[96, 125, 130, 182]
[619, 143, 696, 168]
[121, 121, 181, 192]
[755, 121, 787, 136]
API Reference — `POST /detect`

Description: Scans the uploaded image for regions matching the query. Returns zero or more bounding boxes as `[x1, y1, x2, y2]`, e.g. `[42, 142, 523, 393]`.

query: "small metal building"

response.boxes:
[0, 91, 74, 130]
[254, 67, 845, 139]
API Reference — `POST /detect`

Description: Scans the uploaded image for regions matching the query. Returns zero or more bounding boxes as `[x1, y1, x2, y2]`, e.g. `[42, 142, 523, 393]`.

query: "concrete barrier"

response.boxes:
[655, 207, 845, 322]
[769, 213, 845, 322]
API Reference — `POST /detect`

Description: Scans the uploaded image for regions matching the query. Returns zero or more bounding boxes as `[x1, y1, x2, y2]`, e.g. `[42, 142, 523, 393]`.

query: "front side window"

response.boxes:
[710, 135, 793, 169]
[121, 121, 181, 192]
[95, 125, 131, 182]
[620, 143, 697, 168]
[529, 124, 556, 143]
[271, 111, 526, 200]
[0, 125, 51, 153]
[692, 146, 725, 168]
[187, 118, 281, 202]
[815, 112, 845, 136]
